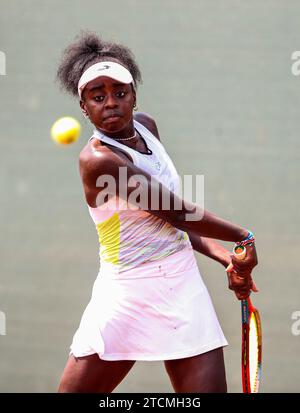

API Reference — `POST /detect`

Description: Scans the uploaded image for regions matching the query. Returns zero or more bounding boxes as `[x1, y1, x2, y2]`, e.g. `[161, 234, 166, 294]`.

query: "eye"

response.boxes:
[94, 95, 104, 102]
[116, 91, 126, 98]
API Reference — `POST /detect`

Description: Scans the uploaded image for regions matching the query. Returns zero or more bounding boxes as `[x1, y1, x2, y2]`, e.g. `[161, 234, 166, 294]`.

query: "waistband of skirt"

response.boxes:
[97, 246, 198, 280]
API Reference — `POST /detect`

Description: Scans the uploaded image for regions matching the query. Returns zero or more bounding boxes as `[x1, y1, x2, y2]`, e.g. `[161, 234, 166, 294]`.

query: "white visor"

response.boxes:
[78, 61, 134, 98]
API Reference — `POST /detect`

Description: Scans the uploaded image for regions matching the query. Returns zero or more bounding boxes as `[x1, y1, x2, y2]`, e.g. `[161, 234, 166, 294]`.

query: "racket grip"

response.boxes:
[233, 245, 258, 293]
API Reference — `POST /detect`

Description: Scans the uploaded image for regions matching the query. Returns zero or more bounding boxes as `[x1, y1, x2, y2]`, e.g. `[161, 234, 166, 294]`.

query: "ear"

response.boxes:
[80, 100, 86, 111]
[80, 100, 89, 118]
[130, 84, 136, 105]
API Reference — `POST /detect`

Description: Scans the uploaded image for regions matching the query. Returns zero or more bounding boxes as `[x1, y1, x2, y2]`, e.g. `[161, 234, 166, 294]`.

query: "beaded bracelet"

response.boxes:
[235, 230, 255, 247]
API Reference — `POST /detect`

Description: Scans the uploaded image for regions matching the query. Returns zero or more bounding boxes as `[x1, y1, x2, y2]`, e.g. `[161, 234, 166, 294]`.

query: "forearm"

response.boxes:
[172, 203, 248, 243]
[96, 155, 248, 243]
[187, 230, 232, 268]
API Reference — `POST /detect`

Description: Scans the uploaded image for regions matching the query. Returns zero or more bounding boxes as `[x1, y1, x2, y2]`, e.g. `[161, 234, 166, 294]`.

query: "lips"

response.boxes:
[104, 113, 122, 121]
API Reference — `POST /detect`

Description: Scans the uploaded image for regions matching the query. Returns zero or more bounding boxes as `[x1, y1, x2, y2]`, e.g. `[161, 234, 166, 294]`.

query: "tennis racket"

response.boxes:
[234, 245, 262, 393]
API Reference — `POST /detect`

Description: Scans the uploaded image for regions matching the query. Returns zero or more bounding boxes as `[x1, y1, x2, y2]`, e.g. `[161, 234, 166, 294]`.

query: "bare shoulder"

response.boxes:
[134, 112, 161, 141]
[79, 139, 132, 207]
[79, 139, 127, 180]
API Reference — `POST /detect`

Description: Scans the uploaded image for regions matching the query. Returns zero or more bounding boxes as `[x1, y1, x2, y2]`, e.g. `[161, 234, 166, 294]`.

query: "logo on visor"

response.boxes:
[97, 65, 110, 71]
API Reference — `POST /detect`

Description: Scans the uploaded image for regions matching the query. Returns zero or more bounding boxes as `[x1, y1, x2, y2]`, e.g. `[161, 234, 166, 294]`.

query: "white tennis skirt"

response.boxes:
[70, 245, 228, 361]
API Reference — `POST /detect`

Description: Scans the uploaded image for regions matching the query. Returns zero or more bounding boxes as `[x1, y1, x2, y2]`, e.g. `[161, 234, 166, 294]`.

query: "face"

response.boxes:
[80, 76, 136, 135]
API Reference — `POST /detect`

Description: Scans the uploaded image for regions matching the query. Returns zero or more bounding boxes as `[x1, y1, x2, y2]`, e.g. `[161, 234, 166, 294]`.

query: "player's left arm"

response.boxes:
[188, 230, 257, 299]
[186, 231, 231, 267]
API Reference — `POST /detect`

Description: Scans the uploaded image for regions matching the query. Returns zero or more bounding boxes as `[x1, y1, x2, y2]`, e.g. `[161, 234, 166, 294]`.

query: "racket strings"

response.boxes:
[249, 312, 262, 393]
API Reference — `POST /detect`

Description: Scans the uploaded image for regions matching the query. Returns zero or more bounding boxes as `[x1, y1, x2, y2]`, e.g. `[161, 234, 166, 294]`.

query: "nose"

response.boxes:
[105, 93, 118, 109]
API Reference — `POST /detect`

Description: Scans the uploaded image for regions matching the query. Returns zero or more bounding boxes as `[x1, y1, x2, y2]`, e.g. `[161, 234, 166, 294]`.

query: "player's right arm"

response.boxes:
[79, 143, 257, 271]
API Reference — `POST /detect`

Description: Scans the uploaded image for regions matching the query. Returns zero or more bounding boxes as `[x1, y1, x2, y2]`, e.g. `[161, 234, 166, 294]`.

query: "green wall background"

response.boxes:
[0, 0, 299, 392]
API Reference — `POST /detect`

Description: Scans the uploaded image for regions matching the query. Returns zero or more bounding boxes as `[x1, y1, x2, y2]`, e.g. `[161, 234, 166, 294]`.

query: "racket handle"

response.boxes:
[233, 245, 257, 299]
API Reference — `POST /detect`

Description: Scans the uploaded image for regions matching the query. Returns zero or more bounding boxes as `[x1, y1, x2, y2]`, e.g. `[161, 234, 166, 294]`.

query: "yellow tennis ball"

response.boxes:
[51, 116, 81, 145]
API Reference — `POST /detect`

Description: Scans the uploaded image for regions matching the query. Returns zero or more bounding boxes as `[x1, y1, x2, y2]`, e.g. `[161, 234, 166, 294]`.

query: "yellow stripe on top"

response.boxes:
[96, 212, 121, 265]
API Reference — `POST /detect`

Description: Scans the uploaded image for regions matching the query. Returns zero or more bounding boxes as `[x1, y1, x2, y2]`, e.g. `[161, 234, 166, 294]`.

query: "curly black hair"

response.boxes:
[56, 31, 142, 98]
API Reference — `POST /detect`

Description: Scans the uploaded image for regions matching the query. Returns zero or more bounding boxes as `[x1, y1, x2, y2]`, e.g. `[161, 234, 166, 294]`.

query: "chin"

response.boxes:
[102, 124, 124, 134]
[98, 119, 129, 134]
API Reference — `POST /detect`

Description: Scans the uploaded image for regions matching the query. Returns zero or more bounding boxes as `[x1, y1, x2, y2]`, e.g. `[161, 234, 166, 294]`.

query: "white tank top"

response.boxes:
[88, 119, 191, 274]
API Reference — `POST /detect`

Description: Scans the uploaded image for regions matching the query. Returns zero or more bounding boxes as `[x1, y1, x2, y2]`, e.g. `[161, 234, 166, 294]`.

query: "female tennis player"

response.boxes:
[56, 32, 258, 393]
